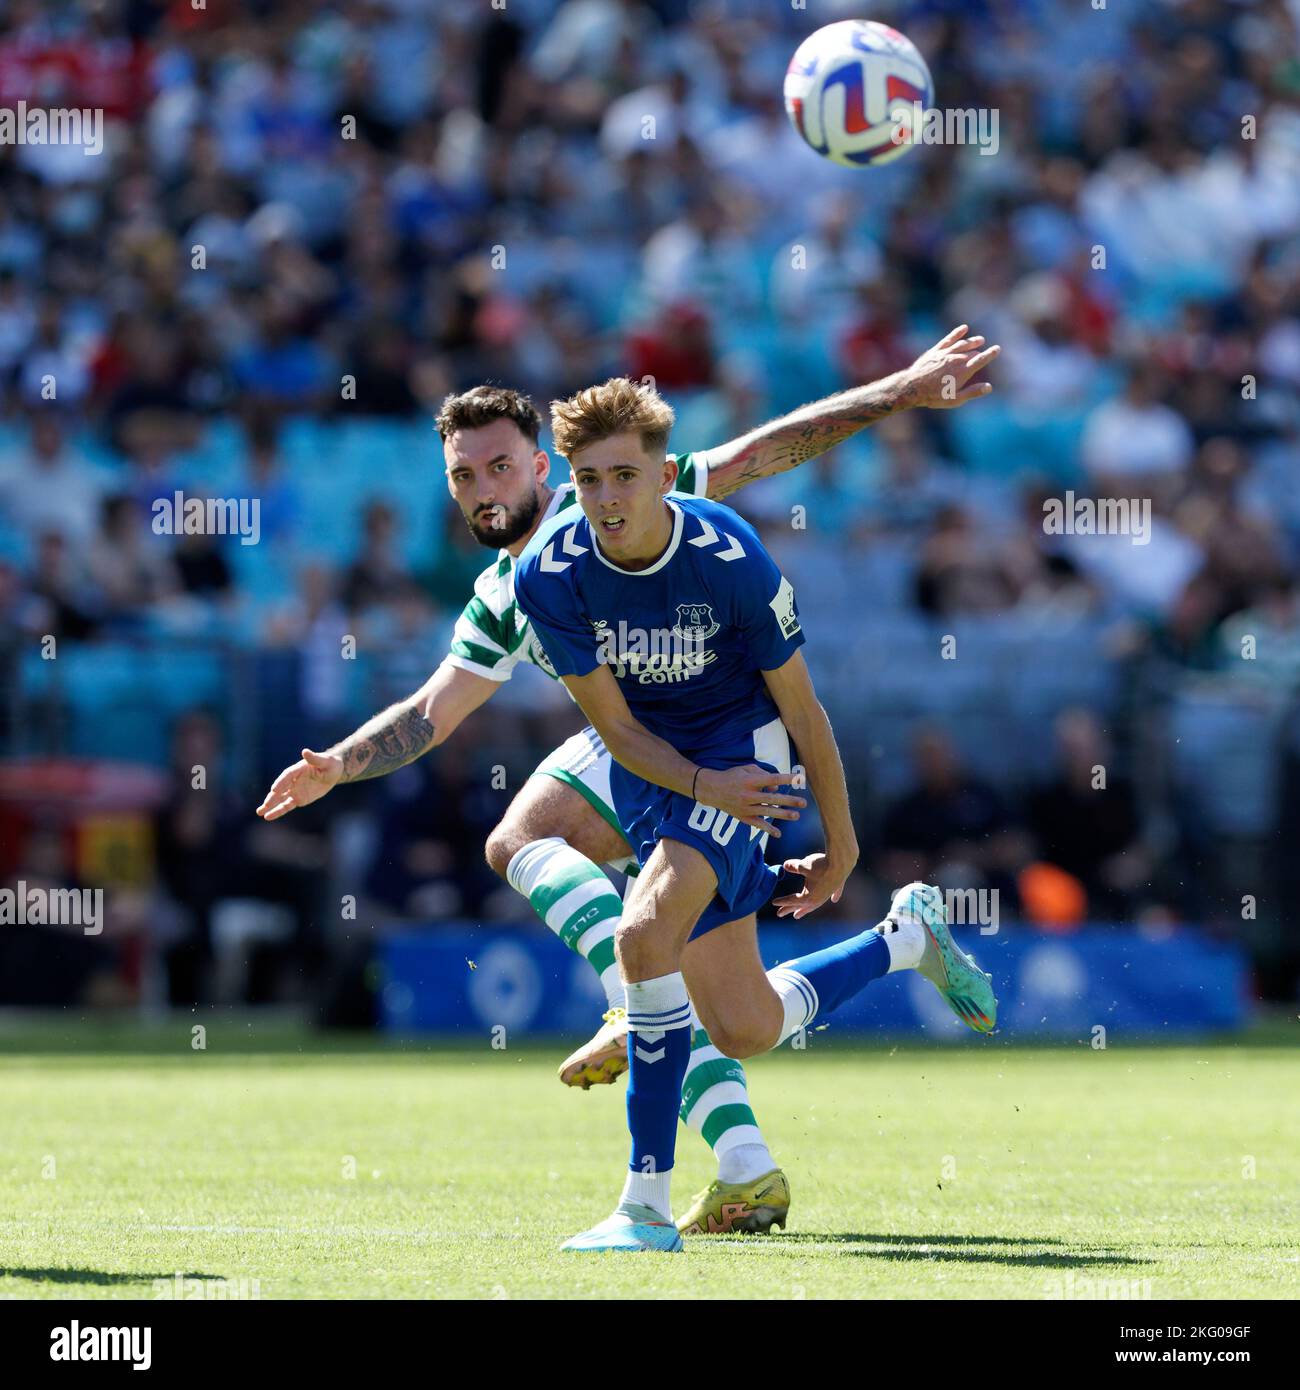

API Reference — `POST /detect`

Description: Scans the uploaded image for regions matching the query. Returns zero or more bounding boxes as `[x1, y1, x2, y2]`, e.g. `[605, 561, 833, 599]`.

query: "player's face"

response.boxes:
[570, 433, 678, 565]
[444, 419, 550, 548]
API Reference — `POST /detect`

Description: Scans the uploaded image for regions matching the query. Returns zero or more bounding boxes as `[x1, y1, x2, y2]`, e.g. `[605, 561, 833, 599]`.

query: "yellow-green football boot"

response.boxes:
[558, 1007, 628, 1088]
[676, 1168, 791, 1236]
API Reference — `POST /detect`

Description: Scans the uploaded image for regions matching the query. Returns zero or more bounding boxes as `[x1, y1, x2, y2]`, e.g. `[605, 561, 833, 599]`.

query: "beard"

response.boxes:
[465, 490, 542, 549]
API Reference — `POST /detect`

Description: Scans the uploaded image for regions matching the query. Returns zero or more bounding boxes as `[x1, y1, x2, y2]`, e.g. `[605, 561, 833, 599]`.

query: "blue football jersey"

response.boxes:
[514, 492, 805, 753]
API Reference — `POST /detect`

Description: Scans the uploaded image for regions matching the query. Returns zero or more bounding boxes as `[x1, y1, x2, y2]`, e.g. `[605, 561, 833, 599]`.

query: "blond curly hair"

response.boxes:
[550, 377, 676, 461]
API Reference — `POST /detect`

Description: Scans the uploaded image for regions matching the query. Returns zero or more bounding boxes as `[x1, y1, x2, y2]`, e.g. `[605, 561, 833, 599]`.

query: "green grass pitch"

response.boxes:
[1, 1022, 1296, 1300]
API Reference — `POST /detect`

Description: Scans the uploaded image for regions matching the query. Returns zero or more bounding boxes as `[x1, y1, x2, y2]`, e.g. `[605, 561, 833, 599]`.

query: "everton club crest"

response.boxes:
[672, 603, 720, 643]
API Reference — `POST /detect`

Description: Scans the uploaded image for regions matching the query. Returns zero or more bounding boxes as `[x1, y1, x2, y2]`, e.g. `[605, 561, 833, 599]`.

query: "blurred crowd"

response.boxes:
[0, 0, 1299, 1009]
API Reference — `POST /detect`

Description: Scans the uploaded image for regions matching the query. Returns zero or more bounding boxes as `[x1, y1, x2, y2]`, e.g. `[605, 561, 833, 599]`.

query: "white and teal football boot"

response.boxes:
[889, 881, 997, 1033]
[560, 1203, 684, 1253]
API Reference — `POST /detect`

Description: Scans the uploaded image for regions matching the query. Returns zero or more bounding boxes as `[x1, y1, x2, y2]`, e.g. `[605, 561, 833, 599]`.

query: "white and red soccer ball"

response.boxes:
[784, 19, 934, 168]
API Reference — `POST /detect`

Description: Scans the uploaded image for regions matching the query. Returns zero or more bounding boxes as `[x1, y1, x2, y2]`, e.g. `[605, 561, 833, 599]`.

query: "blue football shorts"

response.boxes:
[610, 714, 795, 939]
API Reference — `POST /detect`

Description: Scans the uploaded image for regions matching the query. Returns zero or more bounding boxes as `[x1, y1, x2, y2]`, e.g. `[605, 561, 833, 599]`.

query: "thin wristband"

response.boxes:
[691, 767, 701, 803]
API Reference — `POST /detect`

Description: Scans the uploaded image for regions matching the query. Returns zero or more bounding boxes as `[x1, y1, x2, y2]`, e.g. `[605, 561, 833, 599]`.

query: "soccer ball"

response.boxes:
[784, 19, 933, 168]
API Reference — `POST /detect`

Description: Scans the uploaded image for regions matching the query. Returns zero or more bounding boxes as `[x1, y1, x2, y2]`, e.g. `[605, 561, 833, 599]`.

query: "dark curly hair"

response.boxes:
[435, 385, 543, 445]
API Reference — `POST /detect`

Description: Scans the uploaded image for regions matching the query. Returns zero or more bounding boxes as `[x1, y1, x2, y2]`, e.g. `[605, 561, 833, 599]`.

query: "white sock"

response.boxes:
[881, 917, 925, 972]
[766, 965, 819, 1046]
[717, 1141, 776, 1185]
[618, 1167, 673, 1221]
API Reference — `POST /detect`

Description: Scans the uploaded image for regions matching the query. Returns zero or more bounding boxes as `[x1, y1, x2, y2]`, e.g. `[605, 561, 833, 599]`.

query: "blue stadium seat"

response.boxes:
[19, 642, 227, 764]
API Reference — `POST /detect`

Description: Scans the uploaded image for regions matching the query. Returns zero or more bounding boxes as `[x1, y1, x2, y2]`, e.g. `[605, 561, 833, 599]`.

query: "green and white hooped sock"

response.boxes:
[507, 837, 779, 1184]
[679, 1020, 776, 1185]
[506, 837, 625, 1011]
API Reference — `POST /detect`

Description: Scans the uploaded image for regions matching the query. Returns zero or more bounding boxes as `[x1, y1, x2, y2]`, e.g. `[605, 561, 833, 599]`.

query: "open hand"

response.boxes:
[256, 748, 343, 820]
[903, 324, 1000, 410]
[773, 852, 853, 919]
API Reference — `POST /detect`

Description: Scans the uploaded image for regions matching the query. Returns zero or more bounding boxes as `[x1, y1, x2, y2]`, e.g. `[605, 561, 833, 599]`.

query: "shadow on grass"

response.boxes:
[2, 1267, 219, 1287]
[753, 1233, 1158, 1269]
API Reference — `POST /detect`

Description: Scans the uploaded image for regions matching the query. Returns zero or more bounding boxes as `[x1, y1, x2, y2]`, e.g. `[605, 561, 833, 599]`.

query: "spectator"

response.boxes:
[26, 531, 100, 640]
[915, 505, 1019, 615]
[235, 412, 301, 548]
[0, 411, 106, 545]
[341, 500, 408, 617]
[1219, 575, 1300, 697]
[1081, 362, 1195, 502]
[85, 494, 178, 619]
[879, 727, 1012, 889]
[1027, 708, 1150, 918]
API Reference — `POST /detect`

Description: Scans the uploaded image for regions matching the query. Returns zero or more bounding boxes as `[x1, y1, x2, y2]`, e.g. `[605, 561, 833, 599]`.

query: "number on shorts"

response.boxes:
[687, 802, 739, 846]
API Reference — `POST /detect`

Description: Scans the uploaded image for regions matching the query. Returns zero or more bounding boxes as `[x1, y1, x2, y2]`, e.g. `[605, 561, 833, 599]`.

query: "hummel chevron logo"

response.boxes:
[634, 1025, 666, 1064]
[687, 518, 745, 561]
[539, 527, 588, 573]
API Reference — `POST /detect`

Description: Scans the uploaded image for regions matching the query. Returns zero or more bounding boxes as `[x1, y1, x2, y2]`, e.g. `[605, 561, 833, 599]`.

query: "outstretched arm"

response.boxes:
[255, 662, 497, 819]
[703, 325, 1000, 500]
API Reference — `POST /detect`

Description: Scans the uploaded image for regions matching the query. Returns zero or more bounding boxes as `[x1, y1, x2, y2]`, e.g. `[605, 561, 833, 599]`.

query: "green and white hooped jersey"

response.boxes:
[443, 453, 707, 684]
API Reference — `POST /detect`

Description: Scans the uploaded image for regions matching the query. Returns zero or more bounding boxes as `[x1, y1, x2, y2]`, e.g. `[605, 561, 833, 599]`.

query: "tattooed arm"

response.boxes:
[703, 325, 1000, 500]
[255, 663, 497, 819]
